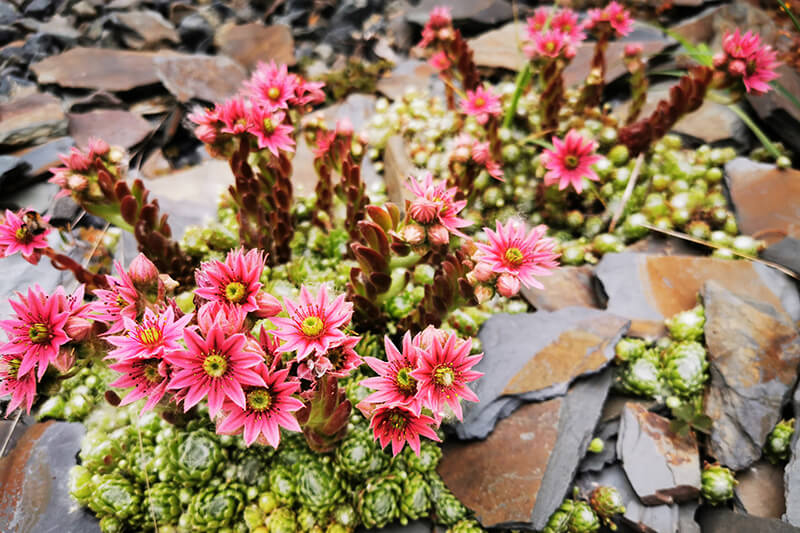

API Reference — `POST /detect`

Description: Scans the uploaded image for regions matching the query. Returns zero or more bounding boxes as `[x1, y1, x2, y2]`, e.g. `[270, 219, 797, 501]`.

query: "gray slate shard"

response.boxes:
[576, 463, 700, 533]
[698, 508, 800, 533]
[455, 308, 629, 440]
[578, 419, 619, 473]
[764, 237, 800, 276]
[702, 281, 800, 471]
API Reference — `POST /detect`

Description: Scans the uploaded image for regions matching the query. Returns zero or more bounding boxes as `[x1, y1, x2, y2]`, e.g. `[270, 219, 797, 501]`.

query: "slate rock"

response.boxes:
[702, 280, 800, 471]
[578, 419, 618, 473]
[0, 421, 99, 533]
[698, 508, 800, 533]
[113, 10, 180, 50]
[520, 265, 599, 312]
[406, 0, 513, 26]
[735, 460, 785, 519]
[763, 237, 800, 276]
[0, 2, 19, 25]
[214, 22, 295, 72]
[23, 0, 63, 19]
[455, 308, 629, 440]
[785, 384, 800, 526]
[178, 12, 214, 52]
[576, 464, 700, 533]
[594, 252, 800, 338]
[15, 136, 73, 177]
[34, 15, 80, 44]
[31, 47, 168, 91]
[439, 368, 613, 530]
[0, 156, 30, 191]
[617, 403, 701, 505]
[68, 109, 152, 151]
[0, 91, 67, 147]
[154, 53, 245, 103]
[725, 158, 800, 245]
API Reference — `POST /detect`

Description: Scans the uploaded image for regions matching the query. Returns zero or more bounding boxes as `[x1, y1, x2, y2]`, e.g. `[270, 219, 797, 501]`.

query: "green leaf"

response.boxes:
[728, 103, 782, 159]
[663, 28, 714, 67]
[502, 63, 532, 129]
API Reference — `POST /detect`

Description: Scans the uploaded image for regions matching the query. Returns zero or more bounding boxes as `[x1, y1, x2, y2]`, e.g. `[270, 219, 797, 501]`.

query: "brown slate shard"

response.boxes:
[68, 109, 152, 151]
[702, 280, 800, 471]
[114, 10, 179, 50]
[617, 403, 701, 505]
[154, 54, 247, 103]
[725, 157, 800, 245]
[0, 92, 67, 147]
[520, 265, 599, 311]
[214, 23, 295, 72]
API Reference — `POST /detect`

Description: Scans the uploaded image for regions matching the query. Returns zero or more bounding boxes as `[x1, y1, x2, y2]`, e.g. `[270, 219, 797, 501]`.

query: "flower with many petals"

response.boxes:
[291, 76, 326, 107]
[723, 29, 761, 59]
[586, 1, 633, 37]
[411, 332, 482, 421]
[428, 51, 451, 71]
[315, 335, 363, 379]
[741, 45, 779, 94]
[216, 363, 303, 447]
[195, 248, 266, 313]
[369, 403, 440, 456]
[542, 129, 603, 193]
[271, 284, 353, 360]
[361, 333, 423, 413]
[0, 209, 51, 260]
[248, 108, 296, 156]
[526, 7, 550, 37]
[218, 97, 252, 135]
[470, 141, 504, 181]
[197, 301, 246, 336]
[0, 352, 37, 415]
[166, 325, 267, 417]
[0, 286, 69, 380]
[105, 306, 191, 361]
[92, 261, 140, 334]
[460, 85, 502, 125]
[108, 357, 171, 413]
[476, 219, 560, 295]
[246, 61, 300, 110]
[405, 173, 470, 237]
[551, 8, 585, 42]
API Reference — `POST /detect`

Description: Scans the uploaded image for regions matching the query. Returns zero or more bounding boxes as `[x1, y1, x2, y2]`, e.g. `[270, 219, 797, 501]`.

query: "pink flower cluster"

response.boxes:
[189, 61, 324, 154]
[452, 133, 504, 181]
[0, 209, 52, 264]
[360, 328, 483, 455]
[0, 284, 91, 415]
[48, 138, 118, 200]
[713, 29, 779, 95]
[524, 6, 588, 60]
[585, 1, 634, 38]
[470, 219, 560, 299]
[418, 6, 454, 49]
[403, 173, 470, 247]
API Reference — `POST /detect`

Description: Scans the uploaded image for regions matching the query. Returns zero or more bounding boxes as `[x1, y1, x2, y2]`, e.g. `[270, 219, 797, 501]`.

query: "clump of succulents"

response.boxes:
[701, 463, 737, 505]
[765, 418, 795, 464]
[544, 496, 601, 533]
[589, 486, 625, 530]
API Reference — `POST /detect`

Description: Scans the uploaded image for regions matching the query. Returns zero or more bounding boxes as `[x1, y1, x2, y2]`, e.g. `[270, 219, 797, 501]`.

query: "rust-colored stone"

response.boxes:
[439, 399, 562, 528]
[520, 265, 599, 311]
[214, 23, 295, 72]
[725, 158, 800, 245]
[0, 421, 54, 528]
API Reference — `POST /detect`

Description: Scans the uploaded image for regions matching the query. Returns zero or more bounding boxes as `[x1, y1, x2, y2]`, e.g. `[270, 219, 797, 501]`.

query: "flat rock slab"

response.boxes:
[31, 47, 176, 92]
[0, 92, 66, 147]
[455, 308, 629, 440]
[68, 109, 152, 151]
[578, 419, 618, 473]
[113, 10, 179, 50]
[439, 369, 614, 530]
[763, 238, 800, 276]
[594, 252, 800, 338]
[698, 508, 800, 533]
[576, 463, 700, 533]
[0, 421, 99, 533]
[617, 403, 701, 504]
[13, 136, 73, 178]
[725, 158, 800, 245]
[702, 280, 800, 471]
[735, 460, 785, 519]
[154, 54, 246, 103]
[214, 22, 295, 72]
[520, 265, 599, 312]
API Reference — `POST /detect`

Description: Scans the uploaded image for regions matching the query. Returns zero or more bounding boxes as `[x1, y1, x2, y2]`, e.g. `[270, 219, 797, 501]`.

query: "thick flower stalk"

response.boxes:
[624, 44, 649, 125]
[49, 142, 195, 284]
[618, 66, 715, 156]
[580, 1, 634, 108]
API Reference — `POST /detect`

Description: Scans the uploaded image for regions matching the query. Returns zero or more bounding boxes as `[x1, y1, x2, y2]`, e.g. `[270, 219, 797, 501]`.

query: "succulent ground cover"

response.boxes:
[0, 2, 799, 533]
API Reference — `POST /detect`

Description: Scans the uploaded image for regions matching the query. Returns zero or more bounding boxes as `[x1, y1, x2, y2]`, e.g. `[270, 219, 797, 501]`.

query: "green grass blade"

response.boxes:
[777, 0, 800, 34]
[728, 103, 781, 159]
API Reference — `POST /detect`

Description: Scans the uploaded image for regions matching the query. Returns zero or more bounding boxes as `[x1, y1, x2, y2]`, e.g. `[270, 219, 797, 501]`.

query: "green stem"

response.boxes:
[778, 0, 800, 34]
[376, 267, 410, 306]
[502, 63, 532, 129]
[728, 103, 781, 159]
[84, 203, 135, 233]
[389, 251, 422, 270]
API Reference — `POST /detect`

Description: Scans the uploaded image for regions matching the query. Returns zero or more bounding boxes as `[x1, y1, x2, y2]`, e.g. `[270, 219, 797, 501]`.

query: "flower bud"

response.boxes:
[65, 316, 93, 342]
[471, 261, 494, 283]
[712, 52, 728, 68]
[159, 274, 179, 292]
[195, 125, 218, 144]
[473, 284, 494, 304]
[88, 137, 110, 157]
[427, 224, 450, 246]
[728, 59, 746, 76]
[496, 273, 521, 298]
[402, 223, 426, 245]
[52, 347, 76, 373]
[67, 174, 89, 192]
[624, 44, 643, 58]
[335, 118, 354, 137]
[197, 301, 246, 336]
[128, 253, 159, 288]
[408, 199, 438, 224]
[253, 292, 283, 318]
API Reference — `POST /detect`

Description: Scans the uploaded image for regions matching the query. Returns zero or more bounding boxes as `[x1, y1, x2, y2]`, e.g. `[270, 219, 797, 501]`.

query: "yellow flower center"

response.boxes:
[564, 154, 580, 169]
[474, 97, 485, 107]
[139, 327, 161, 345]
[141, 360, 162, 383]
[504, 247, 525, 266]
[546, 41, 556, 52]
[247, 389, 272, 412]
[225, 281, 246, 303]
[267, 87, 281, 100]
[28, 323, 51, 344]
[262, 117, 275, 134]
[396, 367, 417, 395]
[4, 357, 21, 379]
[15, 227, 31, 243]
[203, 353, 228, 378]
[433, 365, 455, 387]
[236, 117, 248, 127]
[301, 316, 324, 337]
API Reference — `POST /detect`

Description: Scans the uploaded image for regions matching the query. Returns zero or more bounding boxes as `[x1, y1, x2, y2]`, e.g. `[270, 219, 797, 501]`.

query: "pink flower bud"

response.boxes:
[335, 118, 354, 136]
[53, 347, 76, 373]
[728, 59, 746, 76]
[712, 52, 728, 68]
[471, 261, 494, 282]
[195, 124, 218, 144]
[128, 253, 159, 288]
[65, 316, 93, 342]
[253, 292, 283, 318]
[88, 137, 110, 157]
[496, 273, 521, 298]
[428, 224, 450, 246]
[408, 198, 438, 224]
[67, 174, 88, 192]
[402, 223, 426, 245]
[564, 45, 577, 60]
[197, 301, 246, 336]
[413, 325, 448, 351]
[624, 44, 643, 58]
[473, 284, 494, 304]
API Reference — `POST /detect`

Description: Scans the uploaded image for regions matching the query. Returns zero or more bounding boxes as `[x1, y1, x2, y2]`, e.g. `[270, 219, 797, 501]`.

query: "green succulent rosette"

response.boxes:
[358, 475, 403, 529]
